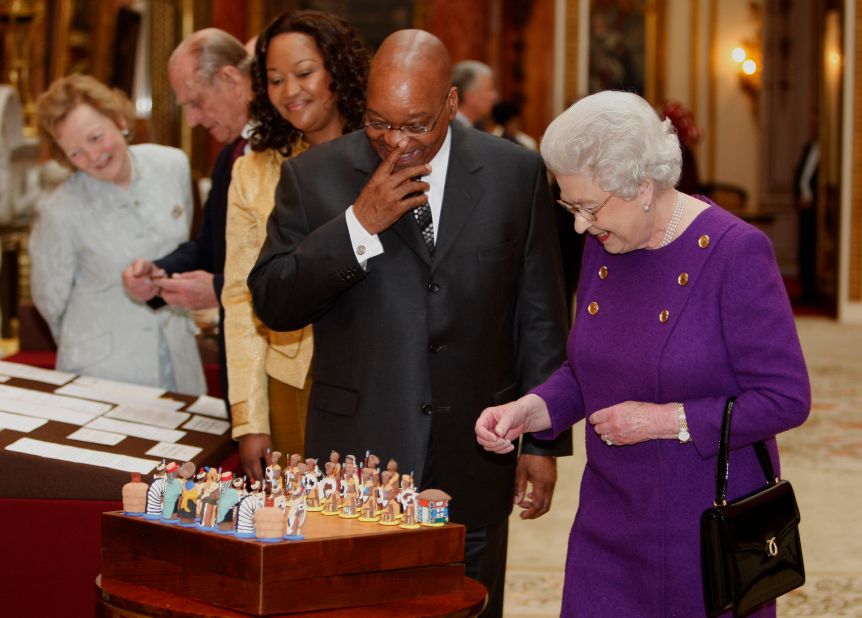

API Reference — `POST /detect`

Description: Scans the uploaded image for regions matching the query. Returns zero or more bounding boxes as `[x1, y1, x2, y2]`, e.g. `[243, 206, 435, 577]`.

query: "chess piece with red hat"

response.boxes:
[161, 461, 188, 522]
[215, 474, 245, 533]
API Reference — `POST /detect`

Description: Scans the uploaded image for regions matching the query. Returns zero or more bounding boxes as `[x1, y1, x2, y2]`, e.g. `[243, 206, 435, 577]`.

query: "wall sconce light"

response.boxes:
[731, 3, 762, 118]
[732, 45, 761, 99]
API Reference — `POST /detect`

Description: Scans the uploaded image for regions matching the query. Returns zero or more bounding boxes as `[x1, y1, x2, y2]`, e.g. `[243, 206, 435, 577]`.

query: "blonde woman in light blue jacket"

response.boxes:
[30, 74, 205, 395]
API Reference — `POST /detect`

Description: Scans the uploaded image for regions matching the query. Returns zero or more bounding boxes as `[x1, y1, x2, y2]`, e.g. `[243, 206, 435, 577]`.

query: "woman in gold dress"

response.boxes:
[223, 10, 369, 482]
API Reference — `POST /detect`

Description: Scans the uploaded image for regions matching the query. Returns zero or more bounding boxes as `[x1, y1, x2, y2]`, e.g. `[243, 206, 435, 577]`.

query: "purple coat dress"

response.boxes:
[532, 204, 810, 617]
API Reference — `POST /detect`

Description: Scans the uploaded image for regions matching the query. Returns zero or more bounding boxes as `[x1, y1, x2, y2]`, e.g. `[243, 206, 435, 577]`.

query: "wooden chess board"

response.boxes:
[101, 510, 465, 615]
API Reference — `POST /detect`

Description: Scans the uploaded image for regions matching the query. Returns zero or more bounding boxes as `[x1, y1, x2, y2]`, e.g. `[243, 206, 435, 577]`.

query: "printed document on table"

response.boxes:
[0, 410, 47, 433]
[105, 405, 190, 429]
[55, 383, 184, 410]
[0, 361, 76, 386]
[182, 415, 230, 435]
[86, 417, 186, 443]
[0, 397, 99, 426]
[72, 375, 166, 399]
[187, 395, 228, 419]
[146, 442, 202, 461]
[0, 384, 111, 415]
[6, 437, 158, 473]
[67, 427, 126, 446]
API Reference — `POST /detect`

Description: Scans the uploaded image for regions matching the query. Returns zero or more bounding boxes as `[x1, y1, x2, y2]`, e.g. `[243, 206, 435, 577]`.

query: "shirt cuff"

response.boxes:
[345, 205, 384, 267]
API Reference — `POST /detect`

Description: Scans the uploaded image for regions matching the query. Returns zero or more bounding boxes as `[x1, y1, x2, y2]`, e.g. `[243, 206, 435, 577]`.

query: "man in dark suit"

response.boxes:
[249, 30, 569, 616]
[122, 28, 252, 404]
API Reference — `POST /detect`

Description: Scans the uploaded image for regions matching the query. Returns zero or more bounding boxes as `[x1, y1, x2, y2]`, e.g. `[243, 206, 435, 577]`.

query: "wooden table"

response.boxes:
[0, 367, 233, 617]
[97, 574, 488, 617]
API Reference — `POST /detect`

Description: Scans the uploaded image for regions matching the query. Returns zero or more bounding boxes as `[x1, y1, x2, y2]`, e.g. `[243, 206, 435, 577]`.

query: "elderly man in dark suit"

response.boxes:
[122, 28, 253, 405]
[249, 30, 568, 616]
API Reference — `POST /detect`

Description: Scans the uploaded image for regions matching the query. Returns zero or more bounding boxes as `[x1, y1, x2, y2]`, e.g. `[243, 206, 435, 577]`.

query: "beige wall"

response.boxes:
[710, 1, 760, 202]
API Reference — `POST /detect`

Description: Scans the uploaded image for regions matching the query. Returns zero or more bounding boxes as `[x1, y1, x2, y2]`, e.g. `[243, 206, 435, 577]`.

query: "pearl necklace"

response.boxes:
[659, 192, 685, 248]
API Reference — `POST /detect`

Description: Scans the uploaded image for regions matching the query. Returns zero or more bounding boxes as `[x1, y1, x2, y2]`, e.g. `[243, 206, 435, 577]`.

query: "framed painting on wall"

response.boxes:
[587, 0, 665, 104]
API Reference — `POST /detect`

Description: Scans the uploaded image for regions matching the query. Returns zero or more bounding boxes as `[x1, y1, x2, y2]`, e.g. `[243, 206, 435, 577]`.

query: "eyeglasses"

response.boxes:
[557, 192, 614, 222]
[363, 93, 450, 136]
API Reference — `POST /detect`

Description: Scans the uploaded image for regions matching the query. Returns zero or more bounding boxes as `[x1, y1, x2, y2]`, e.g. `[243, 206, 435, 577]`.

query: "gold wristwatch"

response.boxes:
[676, 402, 691, 443]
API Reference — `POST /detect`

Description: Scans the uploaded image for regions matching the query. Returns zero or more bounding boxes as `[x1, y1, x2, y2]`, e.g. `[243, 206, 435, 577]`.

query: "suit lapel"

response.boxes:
[352, 131, 379, 177]
[431, 124, 484, 271]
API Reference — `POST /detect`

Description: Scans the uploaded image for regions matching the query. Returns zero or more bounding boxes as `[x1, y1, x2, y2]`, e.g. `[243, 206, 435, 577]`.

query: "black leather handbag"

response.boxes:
[700, 397, 805, 617]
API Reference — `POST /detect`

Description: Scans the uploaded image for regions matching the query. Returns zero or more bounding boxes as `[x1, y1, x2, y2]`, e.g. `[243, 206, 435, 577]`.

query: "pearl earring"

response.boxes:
[122, 128, 130, 138]
[642, 202, 650, 212]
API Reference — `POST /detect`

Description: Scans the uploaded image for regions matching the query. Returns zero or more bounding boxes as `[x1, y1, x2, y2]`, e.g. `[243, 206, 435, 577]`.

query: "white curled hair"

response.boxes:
[540, 91, 682, 200]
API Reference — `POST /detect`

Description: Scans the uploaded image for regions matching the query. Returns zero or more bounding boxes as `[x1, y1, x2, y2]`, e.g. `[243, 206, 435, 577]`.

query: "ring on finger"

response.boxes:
[603, 434, 614, 446]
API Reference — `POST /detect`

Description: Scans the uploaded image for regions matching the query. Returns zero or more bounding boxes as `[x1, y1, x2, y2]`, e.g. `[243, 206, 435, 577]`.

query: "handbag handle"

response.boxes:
[714, 397, 780, 506]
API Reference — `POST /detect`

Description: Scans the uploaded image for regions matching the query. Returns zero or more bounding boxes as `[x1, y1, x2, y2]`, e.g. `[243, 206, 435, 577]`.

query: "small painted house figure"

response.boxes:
[416, 489, 451, 526]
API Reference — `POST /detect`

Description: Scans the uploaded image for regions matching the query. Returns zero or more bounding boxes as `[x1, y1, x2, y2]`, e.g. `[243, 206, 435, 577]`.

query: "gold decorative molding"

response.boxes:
[563, 0, 579, 106]
[690, 0, 699, 113]
[149, 0, 178, 148]
[851, 0, 862, 300]
[0, 0, 45, 133]
[706, 0, 717, 181]
[644, 0, 666, 105]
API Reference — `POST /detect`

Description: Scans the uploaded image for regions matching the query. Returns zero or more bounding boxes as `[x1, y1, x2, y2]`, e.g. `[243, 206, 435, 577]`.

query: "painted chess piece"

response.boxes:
[308, 457, 323, 481]
[302, 460, 323, 511]
[359, 466, 380, 522]
[178, 467, 203, 525]
[255, 496, 284, 542]
[122, 472, 148, 516]
[162, 461, 192, 522]
[342, 454, 357, 478]
[284, 468, 308, 540]
[144, 461, 168, 519]
[289, 453, 302, 474]
[270, 480, 287, 511]
[339, 461, 360, 519]
[266, 451, 283, 495]
[398, 474, 420, 530]
[235, 479, 264, 538]
[417, 489, 452, 526]
[385, 458, 400, 488]
[215, 473, 242, 534]
[198, 468, 222, 529]
[321, 461, 341, 516]
[385, 463, 402, 520]
[328, 450, 342, 482]
[193, 467, 208, 521]
[364, 451, 380, 473]
[377, 470, 399, 526]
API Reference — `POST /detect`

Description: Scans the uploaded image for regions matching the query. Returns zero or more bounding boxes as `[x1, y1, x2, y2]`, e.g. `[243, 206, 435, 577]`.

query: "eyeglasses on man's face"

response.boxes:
[363, 93, 451, 136]
[557, 192, 614, 222]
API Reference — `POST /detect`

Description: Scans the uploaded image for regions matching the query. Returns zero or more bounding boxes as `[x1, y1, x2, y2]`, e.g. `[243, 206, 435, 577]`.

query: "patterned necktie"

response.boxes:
[410, 177, 434, 253]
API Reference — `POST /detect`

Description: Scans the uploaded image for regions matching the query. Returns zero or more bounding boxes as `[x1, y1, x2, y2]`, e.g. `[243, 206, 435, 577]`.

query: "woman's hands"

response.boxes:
[475, 394, 552, 453]
[588, 401, 678, 446]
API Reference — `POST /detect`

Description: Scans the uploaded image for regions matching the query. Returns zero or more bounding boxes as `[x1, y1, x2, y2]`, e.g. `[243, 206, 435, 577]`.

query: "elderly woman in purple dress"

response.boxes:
[475, 91, 810, 617]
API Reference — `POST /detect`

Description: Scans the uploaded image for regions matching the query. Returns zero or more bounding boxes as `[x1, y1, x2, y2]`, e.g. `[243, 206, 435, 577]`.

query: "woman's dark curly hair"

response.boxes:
[248, 10, 370, 155]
